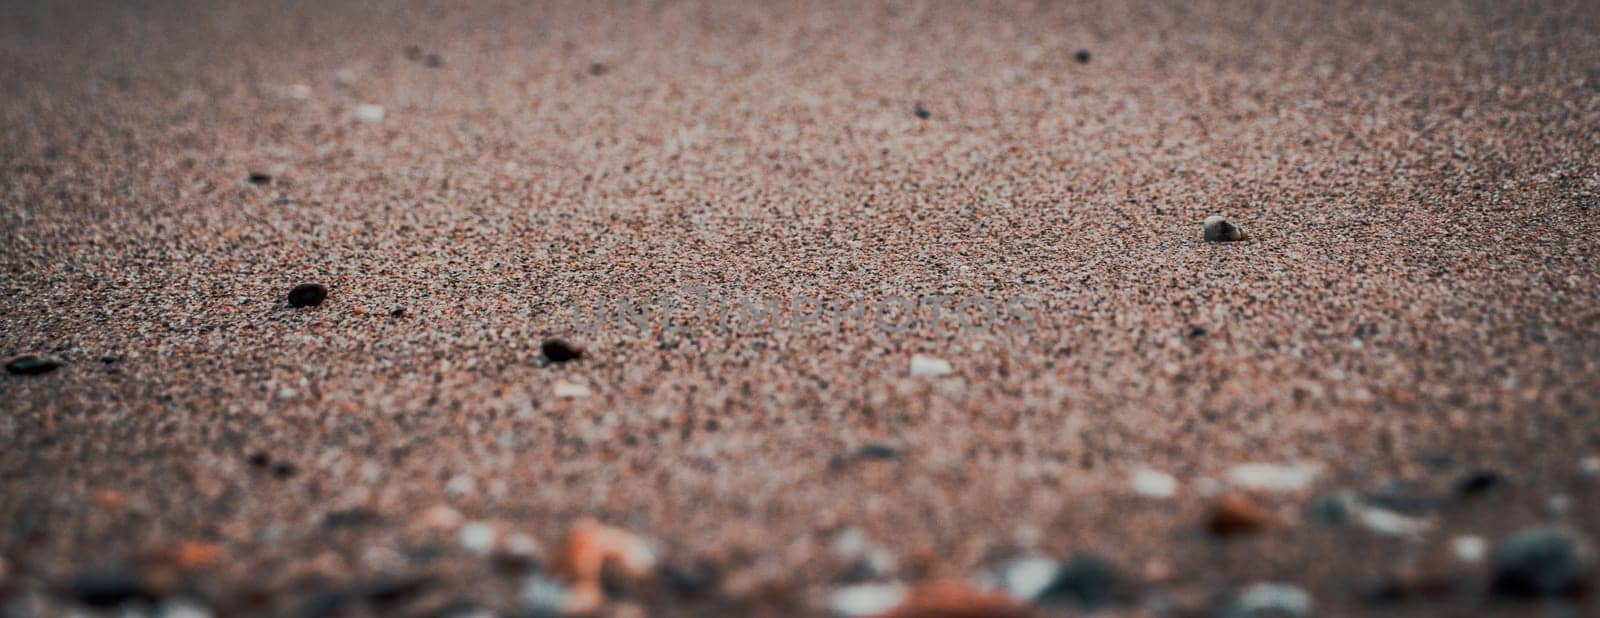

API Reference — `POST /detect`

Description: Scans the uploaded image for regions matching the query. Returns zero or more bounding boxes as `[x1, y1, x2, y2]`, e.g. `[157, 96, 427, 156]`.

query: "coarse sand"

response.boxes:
[3, 0, 1600, 615]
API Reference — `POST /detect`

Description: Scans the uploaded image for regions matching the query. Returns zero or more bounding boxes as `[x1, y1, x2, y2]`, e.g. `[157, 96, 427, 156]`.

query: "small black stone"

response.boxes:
[63, 570, 158, 608]
[246, 452, 271, 468]
[423, 54, 442, 68]
[1039, 552, 1117, 610]
[1188, 326, 1207, 339]
[856, 443, 901, 460]
[287, 283, 327, 308]
[403, 45, 423, 61]
[390, 306, 406, 318]
[1074, 49, 1092, 64]
[589, 62, 608, 76]
[540, 338, 583, 363]
[246, 172, 272, 185]
[913, 103, 931, 119]
[324, 508, 381, 528]
[6, 355, 64, 375]
[1305, 492, 1351, 525]
[1453, 469, 1501, 498]
[269, 461, 298, 479]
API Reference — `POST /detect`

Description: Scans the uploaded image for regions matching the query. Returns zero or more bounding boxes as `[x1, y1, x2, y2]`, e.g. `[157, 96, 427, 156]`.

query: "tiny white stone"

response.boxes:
[1548, 493, 1572, 515]
[1580, 456, 1600, 477]
[1130, 467, 1179, 498]
[909, 354, 952, 377]
[1452, 535, 1487, 563]
[421, 505, 464, 530]
[1355, 506, 1431, 536]
[333, 68, 357, 87]
[833, 528, 867, 556]
[460, 521, 497, 554]
[503, 532, 541, 558]
[1226, 462, 1322, 493]
[830, 582, 907, 617]
[353, 104, 386, 123]
[158, 599, 214, 618]
[1232, 582, 1312, 617]
[999, 556, 1060, 601]
[553, 380, 592, 398]
[445, 474, 476, 496]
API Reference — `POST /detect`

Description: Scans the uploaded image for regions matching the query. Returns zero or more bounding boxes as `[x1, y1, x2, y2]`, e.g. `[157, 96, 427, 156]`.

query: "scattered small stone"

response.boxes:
[324, 508, 381, 528]
[1452, 469, 1501, 498]
[552, 380, 592, 399]
[540, 338, 584, 363]
[589, 63, 608, 76]
[1304, 492, 1352, 525]
[1547, 493, 1572, 515]
[1037, 552, 1117, 610]
[353, 104, 386, 123]
[519, 572, 573, 614]
[1207, 493, 1277, 536]
[1223, 582, 1312, 618]
[909, 354, 952, 377]
[1130, 467, 1179, 498]
[459, 521, 497, 555]
[1580, 456, 1600, 477]
[1202, 215, 1245, 242]
[6, 355, 64, 375]
[246, 452, 271, 468]
[1452, 535, 1487, 563]
[63, 570, 159, 608]
[1491, 527, 1595, 598]
[1225, 462, 1320, 493]
[1353, 505, 1431, 536]
[424, 54, 442, 68]
[287, 283, 327, 308]
[1073, 49, 1092, 64]
[830, 582, 906, 617]
[995, 556, 1059, 601]
[389, 306, 406, 318]
[856, 443, 901, 460]
[404, 45, 424, 61]
[913, 103, 931, 119]
[268, 461, 297, 479]
[445, 474, 476, 496]
[246, 172, 272, 185]
[333, 68, 357, 87]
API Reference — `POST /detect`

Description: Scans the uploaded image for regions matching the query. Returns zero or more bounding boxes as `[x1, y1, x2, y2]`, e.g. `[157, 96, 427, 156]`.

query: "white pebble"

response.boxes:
[460, 521, 497, 554]
[909, 354, 952, 377]
[1580, 456, 1600, 477]
[1452, 535, 1487, 563]
[999, 556, 1060, 601]
[1225, 462, 1322, 493]
[1230, 582, 1312, 617]
[830, 582, 907, 617]
[353, 104, 386, 123]
[1355, 506, 1431, 536]
[445, 474, 476, 496]
[553, 380, 592, 398]
[1130, 467, 1179, 498]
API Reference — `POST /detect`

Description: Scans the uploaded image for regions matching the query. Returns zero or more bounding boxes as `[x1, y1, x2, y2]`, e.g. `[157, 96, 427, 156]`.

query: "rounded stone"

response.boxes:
[1203, 216, 1245, 242]
[287, 283, 328, 308]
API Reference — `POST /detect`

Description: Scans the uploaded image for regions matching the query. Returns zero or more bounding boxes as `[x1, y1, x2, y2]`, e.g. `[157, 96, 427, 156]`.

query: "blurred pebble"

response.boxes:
[856, 443, 901, 460]
[287, 283, 327, 308]
[1547, 493, 1572, 515]
[830, 582, 906, 617]
[246, 172, 272, 185]
[552, 380, 592, 398]
[996, 556, 1059, 601]
[1207, 493, 1277, 536]
[333, 68, 357, 87]
[909, 354, 952, 377]
[420, 505, 464, 530]
[1491, 527, 1595, 598]
[1452, 469, 1501, 498]
[1580, 456, 1600, 477]
[1037, 552, 1116, 610]
[1074, 49, 1092, 64]
[5, 355, 63, 375]
[913, 103, 931, 119]
[540, 338, 584, 364]
[519, 572, 570, 614]
[445, 474, 475, 496]
[459, 522, 497, 555]
[63, 570, 157, 608]
[1354, 505, 1431, 536]
[354, 104, 386, 123]
[158, 598, 213, 618]
[1130, 467, 1179, 498]
[1452, 536, 1487, 563]
[1305, 492, 1352, 525]
[268, 461, 297, 479]
[589, 63, 607, 76]
[1224, 582, 1312, 618]
[1226, 462, 1320, 493]
[424, 54, 442, 68]
[1203, 216, 1245, 242]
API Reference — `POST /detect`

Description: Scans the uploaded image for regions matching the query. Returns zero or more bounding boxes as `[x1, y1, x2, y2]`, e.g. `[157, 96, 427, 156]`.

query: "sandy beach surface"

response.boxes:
[3, 1, 1599, 615]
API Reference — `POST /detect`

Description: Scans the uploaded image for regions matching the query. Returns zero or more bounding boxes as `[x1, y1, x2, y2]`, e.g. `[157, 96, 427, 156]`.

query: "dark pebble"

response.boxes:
[1453, 469, 1502, 498]
[1074, 49, 1092, 64]
[246, 172, 272, 185]
[1491, 527, 1595, 598]
[287, 283, 328, 308]
[657, 562, 717, 598]
[390, 306, 406, 318]
[856, 443, 901, 460]
[1038, 552, 1117, 610]
[913, 103, 931, 119]
[589, 62, 608, 76]
[63, 570, 158, 608]
[246, 452, 271, 468]
[6, 355, 64, 375]
[424, 54, 442, 68]
[324, 508, 382, 528]
[1188, 326, 1207, 339]
[403, 45, 423, 61]
[540, 338, 583, 364]
[269, 461, 298, 479]
[1305, 492, 1351, 525]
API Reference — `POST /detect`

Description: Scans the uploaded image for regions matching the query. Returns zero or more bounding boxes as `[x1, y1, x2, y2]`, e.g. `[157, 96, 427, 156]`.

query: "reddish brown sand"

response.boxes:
[3, 1, 1600, 615]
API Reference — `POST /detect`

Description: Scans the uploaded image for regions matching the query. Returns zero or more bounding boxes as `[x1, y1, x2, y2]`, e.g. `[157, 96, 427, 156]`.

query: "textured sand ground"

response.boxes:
[3, 0, 1599, 615]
